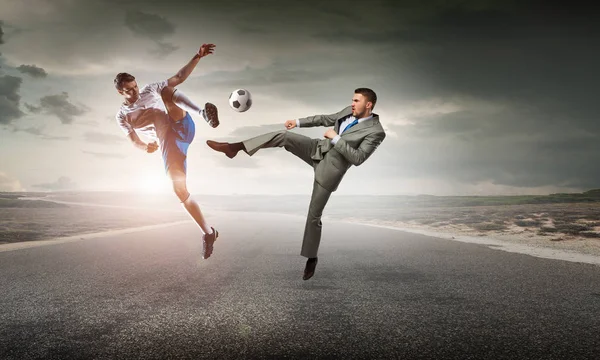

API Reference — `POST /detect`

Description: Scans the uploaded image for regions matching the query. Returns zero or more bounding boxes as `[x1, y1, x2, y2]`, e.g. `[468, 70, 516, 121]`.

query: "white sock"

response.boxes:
[172, 89, 205, 119]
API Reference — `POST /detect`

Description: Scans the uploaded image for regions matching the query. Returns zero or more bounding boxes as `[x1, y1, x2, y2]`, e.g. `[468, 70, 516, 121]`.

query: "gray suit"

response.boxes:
[242, 105, 386, 257]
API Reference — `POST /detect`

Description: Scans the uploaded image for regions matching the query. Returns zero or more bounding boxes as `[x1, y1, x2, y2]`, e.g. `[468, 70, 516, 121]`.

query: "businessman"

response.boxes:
[206, 88, 386, 280]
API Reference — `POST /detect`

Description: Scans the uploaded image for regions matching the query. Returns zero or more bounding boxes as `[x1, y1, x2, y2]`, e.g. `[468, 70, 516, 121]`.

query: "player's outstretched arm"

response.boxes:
[295, 106, 352, 128]
[167, 43, 215, 87]
[127, 131, 158, 153]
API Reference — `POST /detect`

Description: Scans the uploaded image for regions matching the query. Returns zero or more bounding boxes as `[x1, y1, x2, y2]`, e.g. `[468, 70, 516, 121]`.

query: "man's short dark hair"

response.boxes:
[114, 72, 136, 90]
[354, 88, 377, 109]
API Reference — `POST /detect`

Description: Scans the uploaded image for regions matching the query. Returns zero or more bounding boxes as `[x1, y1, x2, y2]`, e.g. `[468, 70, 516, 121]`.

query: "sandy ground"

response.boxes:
[332, 216, 600, 265]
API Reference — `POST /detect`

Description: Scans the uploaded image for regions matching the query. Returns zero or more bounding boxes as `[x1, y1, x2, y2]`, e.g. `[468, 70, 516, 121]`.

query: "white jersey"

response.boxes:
[116, 80, 171, 142]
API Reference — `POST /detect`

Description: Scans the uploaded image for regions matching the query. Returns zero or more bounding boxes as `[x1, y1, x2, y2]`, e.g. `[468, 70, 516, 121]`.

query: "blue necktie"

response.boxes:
[342, 118, 359, 134]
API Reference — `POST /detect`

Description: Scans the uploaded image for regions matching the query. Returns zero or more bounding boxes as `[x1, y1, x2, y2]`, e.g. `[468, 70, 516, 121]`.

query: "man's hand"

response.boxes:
[146, 141, 159, 153]
[324, 129, 338, 139]
[198, 43, 215, 58]
[284, 120, 297, 130]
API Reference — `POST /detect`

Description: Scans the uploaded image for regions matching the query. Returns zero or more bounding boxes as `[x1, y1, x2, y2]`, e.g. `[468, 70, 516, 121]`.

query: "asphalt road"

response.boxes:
[1, 211, 599, 359]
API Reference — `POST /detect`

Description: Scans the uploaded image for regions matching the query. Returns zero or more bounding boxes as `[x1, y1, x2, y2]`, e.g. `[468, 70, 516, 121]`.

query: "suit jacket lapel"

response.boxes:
[334, 108, 353, 133]
[342, 115, 378, 136]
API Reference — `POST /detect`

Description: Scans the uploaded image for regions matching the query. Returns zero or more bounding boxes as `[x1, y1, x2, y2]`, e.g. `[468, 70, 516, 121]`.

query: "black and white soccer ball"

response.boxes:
[228, 89, 252, 112]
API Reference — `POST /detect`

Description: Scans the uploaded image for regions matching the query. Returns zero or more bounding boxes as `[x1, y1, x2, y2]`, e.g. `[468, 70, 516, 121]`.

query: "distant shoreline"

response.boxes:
[2, 192, 600, 265]
[2, 208, 600, 267]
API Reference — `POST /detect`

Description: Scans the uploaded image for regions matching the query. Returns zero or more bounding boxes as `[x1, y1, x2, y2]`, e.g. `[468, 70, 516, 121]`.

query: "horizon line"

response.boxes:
[2, 189, 598, 197]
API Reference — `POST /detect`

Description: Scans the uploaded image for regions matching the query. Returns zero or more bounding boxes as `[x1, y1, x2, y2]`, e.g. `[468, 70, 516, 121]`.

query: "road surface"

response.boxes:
[1, 211, 599, 359]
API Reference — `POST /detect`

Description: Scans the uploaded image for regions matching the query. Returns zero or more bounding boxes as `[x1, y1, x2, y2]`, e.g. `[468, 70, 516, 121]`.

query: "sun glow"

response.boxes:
[137, 172, 170, 194]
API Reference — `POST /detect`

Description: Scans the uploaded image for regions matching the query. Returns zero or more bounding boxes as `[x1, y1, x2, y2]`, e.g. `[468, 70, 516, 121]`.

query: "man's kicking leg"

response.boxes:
[160, 86, 219, 259]
[206, 130, 317, 166]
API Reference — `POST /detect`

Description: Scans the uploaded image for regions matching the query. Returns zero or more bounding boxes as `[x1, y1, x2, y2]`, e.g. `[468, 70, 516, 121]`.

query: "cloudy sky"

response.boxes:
[0, 0, 598, 196]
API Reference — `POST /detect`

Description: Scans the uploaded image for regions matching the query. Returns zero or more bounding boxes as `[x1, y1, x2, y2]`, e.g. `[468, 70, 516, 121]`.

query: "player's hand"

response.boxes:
[198, 43, 215, 58]
[284, 120, 297, 130]
[324, 129, 338, 139]
[146, 141, 159, 153]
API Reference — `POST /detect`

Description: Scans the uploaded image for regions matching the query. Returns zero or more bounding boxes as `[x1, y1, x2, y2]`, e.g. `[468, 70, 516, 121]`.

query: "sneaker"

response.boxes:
[203, 103, 219, 128]
[202, 227, 218, 259]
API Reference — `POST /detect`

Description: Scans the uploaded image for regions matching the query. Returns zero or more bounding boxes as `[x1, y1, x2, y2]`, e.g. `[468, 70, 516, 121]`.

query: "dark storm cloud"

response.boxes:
[81, 150, 126, 159]
[34, 92, 89, 124]
[17, 64, 47, 78]
[0, 75, 25, 124]
[32, 176, 77, 191]
[307, 1, 600, 100]
[124, 10, 175, 40]
[83, 131, 125, 144]
[0, 20, 4, 44]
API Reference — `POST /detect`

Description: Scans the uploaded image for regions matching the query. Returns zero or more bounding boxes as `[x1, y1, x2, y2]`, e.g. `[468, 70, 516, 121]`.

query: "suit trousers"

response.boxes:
[242, 130, 333, 258]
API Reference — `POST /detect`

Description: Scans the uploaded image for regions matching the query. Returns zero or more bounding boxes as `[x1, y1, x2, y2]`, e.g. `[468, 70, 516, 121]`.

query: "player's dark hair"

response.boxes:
[114, 72, 136, 90]
[354, 88, 377, 109]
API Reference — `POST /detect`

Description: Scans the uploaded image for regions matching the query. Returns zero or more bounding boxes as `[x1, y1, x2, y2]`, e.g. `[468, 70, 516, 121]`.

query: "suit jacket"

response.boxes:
[297, 106, 386, 192]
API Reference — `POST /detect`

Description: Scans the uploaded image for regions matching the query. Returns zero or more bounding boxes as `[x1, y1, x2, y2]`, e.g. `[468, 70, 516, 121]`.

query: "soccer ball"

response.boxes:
[228, 89, 252, 112]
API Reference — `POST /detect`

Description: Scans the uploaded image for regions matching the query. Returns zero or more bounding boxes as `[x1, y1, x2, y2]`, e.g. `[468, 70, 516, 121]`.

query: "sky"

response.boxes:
[0, 0, 599, 196]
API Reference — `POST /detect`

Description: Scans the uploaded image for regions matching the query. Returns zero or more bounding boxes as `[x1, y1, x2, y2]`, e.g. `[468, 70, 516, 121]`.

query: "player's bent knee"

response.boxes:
[172, 184, 189, 202]
[168, 174, 188, 202]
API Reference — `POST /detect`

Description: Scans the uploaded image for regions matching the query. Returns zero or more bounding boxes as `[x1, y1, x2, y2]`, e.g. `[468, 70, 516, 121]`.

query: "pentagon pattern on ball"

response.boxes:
[228, 88, 253, 113]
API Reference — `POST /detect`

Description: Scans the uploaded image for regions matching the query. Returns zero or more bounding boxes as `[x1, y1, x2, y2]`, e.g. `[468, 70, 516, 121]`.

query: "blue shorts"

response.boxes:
[160, 112, 196, 174]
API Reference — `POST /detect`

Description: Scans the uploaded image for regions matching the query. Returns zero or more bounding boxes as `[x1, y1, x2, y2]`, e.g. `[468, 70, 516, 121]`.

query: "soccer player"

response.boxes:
[114, 43, 220, 259]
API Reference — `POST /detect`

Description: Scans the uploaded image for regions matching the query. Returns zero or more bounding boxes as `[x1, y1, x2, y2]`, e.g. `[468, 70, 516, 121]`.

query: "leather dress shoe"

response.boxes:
[303, 257, 318, 280]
